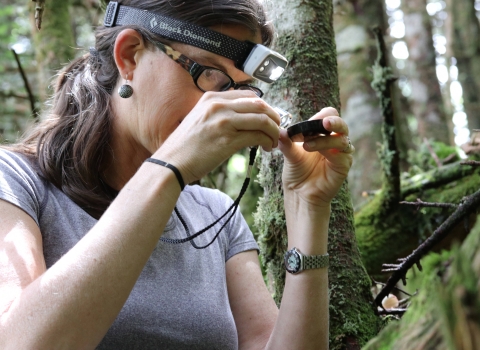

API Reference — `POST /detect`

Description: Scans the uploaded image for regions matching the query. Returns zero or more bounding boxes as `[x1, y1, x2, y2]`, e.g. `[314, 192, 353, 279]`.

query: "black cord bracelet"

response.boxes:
[144, 158, 185, 190]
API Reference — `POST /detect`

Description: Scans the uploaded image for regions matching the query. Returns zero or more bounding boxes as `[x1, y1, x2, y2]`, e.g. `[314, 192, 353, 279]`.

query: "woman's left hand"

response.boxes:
[278, 107, 354, 207]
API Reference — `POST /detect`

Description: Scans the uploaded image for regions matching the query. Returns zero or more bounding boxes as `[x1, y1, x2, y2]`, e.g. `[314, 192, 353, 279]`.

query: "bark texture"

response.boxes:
[30, 0, 75, 101]
[402, 0, 452, 145]
[254, 1, 381, 348]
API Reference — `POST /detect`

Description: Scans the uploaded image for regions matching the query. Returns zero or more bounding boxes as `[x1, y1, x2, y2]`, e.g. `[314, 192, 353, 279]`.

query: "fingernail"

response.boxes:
[307, 140, 316, 148]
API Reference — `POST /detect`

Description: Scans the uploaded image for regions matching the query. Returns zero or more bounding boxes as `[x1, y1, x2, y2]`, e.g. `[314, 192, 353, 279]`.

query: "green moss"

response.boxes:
[356, 168, 480, 279]
[363, 215, 480, 349]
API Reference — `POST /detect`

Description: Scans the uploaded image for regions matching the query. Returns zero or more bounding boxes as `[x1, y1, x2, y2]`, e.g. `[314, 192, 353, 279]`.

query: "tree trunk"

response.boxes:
[402, 0, 453, 145]
[254, 1, 381, 348]
[333, 0, 412, 207]
[446, 0, 480, 130]
[30, 0, 76, 101]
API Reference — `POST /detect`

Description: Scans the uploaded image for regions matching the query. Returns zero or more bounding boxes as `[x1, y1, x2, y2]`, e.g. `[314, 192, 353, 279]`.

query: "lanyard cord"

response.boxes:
[160, 147, 258, 249]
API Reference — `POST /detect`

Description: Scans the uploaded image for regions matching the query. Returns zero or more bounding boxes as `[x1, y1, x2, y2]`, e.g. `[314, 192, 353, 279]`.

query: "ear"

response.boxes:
[113, 29, 145, 81]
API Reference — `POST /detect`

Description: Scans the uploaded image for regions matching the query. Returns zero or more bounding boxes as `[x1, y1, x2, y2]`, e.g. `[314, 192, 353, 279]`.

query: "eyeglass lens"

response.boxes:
[196, 68, 263, 97]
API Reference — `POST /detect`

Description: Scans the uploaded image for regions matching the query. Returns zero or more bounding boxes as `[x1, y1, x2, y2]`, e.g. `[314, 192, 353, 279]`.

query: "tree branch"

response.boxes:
[371, 26, 401, 212]
[374, 188, 480, 307]
[32, 0, 46, 30]
[461, 160, 480, 166]
[424, 138, 442, 168]
[11, 48, 38, 120]
[399, 198, 458, 209]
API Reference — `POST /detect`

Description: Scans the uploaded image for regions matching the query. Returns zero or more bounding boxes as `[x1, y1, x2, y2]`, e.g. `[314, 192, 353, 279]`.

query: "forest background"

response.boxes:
[1, 0, 480, 348]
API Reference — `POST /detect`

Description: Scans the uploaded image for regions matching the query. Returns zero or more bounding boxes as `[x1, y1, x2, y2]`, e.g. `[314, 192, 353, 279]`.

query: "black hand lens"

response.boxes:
[273, 107, 332, 142]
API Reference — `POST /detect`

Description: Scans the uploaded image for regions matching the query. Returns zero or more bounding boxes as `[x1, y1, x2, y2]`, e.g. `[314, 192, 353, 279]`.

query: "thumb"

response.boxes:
[278, 129, 304, 161]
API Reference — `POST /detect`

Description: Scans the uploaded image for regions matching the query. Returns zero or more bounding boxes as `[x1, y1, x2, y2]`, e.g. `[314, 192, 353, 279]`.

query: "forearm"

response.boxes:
[266, 191, 330, 350]
[1, 163, 180, 349]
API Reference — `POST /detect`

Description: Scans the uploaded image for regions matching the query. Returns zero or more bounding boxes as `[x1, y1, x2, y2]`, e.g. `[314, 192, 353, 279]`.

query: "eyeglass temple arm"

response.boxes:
[154, 41, 202, 79]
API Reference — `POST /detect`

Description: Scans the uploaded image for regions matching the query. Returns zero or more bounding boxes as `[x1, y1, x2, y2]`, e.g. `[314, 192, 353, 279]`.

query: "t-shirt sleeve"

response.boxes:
[0, 149, 44, 226]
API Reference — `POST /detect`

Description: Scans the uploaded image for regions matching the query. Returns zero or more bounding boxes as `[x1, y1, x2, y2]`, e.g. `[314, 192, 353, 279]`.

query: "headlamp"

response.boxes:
[103, 2, 288, 85]
[243, 46, 288, 84]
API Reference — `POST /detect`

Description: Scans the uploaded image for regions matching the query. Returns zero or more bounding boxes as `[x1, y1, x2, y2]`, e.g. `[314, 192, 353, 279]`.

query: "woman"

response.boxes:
[0, 0, 354, 349]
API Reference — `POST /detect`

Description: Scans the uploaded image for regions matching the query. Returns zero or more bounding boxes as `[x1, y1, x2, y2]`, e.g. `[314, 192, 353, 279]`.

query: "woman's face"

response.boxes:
[117, 24, 262, 155]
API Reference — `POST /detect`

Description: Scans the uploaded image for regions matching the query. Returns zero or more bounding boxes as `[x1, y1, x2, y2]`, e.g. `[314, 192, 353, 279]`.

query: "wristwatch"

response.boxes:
[284, 247, 329, 274]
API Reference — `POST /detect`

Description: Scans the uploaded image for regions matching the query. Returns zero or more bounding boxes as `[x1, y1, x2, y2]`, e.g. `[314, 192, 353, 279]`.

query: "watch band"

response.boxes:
[284, 247, 329, 274]
[303, 253, 329, 270]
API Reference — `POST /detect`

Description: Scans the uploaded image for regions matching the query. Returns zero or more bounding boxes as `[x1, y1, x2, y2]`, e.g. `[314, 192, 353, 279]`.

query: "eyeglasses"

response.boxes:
[154, 42, 264, 98]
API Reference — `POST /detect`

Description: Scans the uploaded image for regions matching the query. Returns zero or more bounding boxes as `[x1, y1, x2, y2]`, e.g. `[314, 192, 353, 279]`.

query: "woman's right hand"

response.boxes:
[153, 90, 280, 185]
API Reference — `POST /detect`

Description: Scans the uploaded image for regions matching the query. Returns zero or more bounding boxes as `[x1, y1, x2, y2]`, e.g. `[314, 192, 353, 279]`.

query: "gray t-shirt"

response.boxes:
[0, 149, 259, 349]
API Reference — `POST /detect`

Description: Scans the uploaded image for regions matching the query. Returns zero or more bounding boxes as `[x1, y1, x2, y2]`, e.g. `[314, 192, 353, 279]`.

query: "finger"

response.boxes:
[230, 98, 281, 126]
[320, 116, 349, 136]
[303, 133, 351, 153]
[202, 89, 260, 101]
[230, 113, 280, 148]
[228, 129, 279, 152]
[278, 128, 305, 160]
[310, 107, 339, 120]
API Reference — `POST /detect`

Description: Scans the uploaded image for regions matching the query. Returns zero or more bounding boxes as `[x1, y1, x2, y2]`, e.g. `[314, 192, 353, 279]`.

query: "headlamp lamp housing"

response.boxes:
[243, 45, 288, 84]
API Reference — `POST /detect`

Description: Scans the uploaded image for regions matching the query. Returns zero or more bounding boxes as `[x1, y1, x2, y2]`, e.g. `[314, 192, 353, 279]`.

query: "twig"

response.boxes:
[374, 188, 480, 308]
[0, 91, 29, 99]
[461, 161, 480, 167]
[372, 279, 416, 297]
[32, 0, 46, 30]
[399, 198, 458, 209]
[10, 49, 38, 120]
[376, 308, 408, 316]
[441, 153, 457, 164]
[424, 138, 442, 168]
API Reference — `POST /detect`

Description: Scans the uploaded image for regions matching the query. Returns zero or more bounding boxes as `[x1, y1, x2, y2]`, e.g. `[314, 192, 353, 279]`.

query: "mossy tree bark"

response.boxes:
[402, 0, 453, 145]
[254, 1, 381, 348]
[30, 0, 76, 101]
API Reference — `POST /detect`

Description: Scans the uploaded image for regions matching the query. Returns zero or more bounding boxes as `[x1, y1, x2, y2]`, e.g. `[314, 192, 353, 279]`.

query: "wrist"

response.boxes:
[284, 191, 331, 255]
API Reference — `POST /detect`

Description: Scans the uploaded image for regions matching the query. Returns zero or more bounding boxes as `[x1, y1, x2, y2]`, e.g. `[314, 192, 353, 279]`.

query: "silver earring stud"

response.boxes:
[118, 73, 133, 98]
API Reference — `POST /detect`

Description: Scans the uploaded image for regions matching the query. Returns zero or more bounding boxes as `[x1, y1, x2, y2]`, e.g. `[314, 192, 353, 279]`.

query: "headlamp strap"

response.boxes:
[104, 2, 254, 67]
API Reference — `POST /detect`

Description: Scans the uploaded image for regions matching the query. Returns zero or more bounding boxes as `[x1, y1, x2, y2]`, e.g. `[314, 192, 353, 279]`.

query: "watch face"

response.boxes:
[285, 249, 301, 273]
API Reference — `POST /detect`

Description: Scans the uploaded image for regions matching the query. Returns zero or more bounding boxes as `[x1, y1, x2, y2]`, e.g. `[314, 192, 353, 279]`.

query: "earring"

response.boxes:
[118, 73, 133, 98]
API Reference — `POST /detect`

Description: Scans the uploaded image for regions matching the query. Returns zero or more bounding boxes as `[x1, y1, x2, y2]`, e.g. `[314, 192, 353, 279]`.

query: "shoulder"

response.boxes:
[0, 148, 37, 171]
[0, 148, 45, 188]
[181, 184, 234, 209]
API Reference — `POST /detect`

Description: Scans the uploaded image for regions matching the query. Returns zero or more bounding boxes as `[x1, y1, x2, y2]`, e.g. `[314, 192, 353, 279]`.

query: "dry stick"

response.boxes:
[461, 160, 480, 166]
[374, 188, 480, 308]
[423, 138, 443, 168]
[32, 0, 46, 30]
[0, 91, 29, 99]
[11, 49, 38, 120]
[376, 308, 408, 316]
[399, 198, 458, 209]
